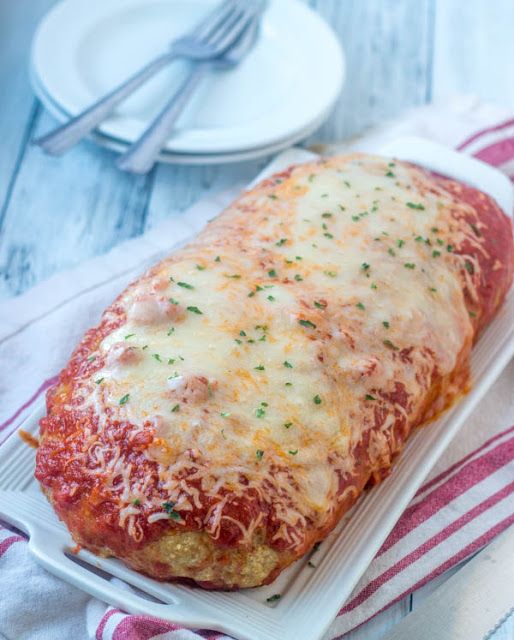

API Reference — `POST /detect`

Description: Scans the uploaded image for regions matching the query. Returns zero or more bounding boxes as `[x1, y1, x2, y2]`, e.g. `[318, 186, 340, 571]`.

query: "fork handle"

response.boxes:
[33, 52, 177, 156]
[116, 63, 209, 174]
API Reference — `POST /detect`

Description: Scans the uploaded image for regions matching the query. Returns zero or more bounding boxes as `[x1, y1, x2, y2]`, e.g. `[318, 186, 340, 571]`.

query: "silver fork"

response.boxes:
[33, 0, 257, 155]
[117, 16, 262, 174]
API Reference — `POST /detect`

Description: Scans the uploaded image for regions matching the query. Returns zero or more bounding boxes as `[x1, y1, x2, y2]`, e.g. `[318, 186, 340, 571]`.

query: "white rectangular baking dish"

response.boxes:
[0, 138, 513, 640]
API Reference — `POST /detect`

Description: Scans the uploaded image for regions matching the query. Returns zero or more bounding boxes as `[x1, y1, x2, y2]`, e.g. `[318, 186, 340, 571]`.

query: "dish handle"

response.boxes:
[27, 528, 222, 630]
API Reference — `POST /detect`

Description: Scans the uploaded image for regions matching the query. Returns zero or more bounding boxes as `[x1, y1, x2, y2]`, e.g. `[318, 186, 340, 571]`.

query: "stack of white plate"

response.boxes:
[30, 0, 345, 165]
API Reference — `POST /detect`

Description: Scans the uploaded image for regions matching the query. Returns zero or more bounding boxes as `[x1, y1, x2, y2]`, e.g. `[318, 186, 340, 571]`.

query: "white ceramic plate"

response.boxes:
[31, 0, 345, 155]
[30, 61, 329, 166]
[0, 141, 512, 640]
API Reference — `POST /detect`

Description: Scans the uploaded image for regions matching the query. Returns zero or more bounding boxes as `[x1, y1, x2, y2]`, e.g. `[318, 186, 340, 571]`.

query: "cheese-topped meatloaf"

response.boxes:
[36, 154, 513, 589]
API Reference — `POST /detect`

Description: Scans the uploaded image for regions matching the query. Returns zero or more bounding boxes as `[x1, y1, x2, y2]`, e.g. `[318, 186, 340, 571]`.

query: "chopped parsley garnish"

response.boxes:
[256, 449, 264, 460]
[429, 287, 437, 292]
[365, 394, 376, 401]
[162, 502, 180, 520]
[284, 422, 293, 428]
[87, 355, 96, 362]
[283, 361, 293, 368]
[177, 281, 194, 289]
[313, 394, 322, 405]
[432, 250, 441, 258]
[314, 300, 326, 309]
[255, 407, 266, 419]
[187, 306, 203, 314]
[214, 256, 221, 262]
[285, 382, 293, 387]
[436, 238, 444, 246]
[276, 238, 288, 246]
[254, 364, 265, 371]
[385, 170, 395, 178]
[469, 310, 477, 318]
[152, 353, 162, 362]
[299, 319, 316, 329]
[415, 236, 424, 242]
[324, 232, 334, 239]
[220, 411, 231, 418]
[406, 202, 425, 210]
[225, 274, 241, 279]
[464, 260, 474, 274]
[239, 330, 247, 336]
[124, 333, 135, 340]
[169, 297, 179, 305]
[119, 394, 130, 405]
[388, 248, 396, 257]
[268, 269, 277, 278]
[95, 378, 104, 385]
[289, 449, 298, 455]
[404, 262, 416, 269]
[351, 215, 360, 222]
[382, 321, 390, 329]
[167, 327, 175, 336]
[196, 264, 206, 270]
[266, 594, 282, 602]
[267, 295, 275, 302]
[396, 239, 405, 248]
[322, 212, 332, 218]
[132, 499, 141, 506]
[168, 357, 176, 365]
[361, 262, 370, 271]
[447, 244, 454, 252]
[343, 181, 351, 188]
[356, 302, 365, 310]
[371, 282, 378, 290]
[383, 339, 399, 351]
[294, 274, 303, 281]
[171, 404, 180, 412]
[324, 270, 337, 277]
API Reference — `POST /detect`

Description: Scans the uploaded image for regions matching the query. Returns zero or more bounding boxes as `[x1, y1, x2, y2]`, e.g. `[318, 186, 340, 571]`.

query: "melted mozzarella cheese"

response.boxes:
[80, 154, 477, 540]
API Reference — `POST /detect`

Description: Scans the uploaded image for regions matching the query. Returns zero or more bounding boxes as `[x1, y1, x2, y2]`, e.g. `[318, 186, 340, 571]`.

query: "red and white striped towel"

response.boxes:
[0, 96, 513, 640]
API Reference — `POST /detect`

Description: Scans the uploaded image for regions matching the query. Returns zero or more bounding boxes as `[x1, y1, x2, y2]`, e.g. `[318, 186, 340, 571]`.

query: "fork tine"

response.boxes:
[207, 7, 254, 51]
[191, 0, 238, 41]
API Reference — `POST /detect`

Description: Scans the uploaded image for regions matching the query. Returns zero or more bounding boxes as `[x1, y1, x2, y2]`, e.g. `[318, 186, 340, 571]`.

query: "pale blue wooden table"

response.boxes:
[1, 1, 513, 637]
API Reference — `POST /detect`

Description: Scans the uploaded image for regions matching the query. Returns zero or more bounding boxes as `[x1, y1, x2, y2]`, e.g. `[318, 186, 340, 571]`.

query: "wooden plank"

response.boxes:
[306, 0, 435, 143]
[341, 599, 411, 640]
[0, 110, 152, 297]
[432, 0, 514, 108]
[145, 158, 266, 229]
[0, 0, 53, 218]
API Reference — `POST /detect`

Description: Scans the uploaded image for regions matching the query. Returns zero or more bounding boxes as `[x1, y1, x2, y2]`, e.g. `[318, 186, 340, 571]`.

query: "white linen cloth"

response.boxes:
[0, 96, 513, 640]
